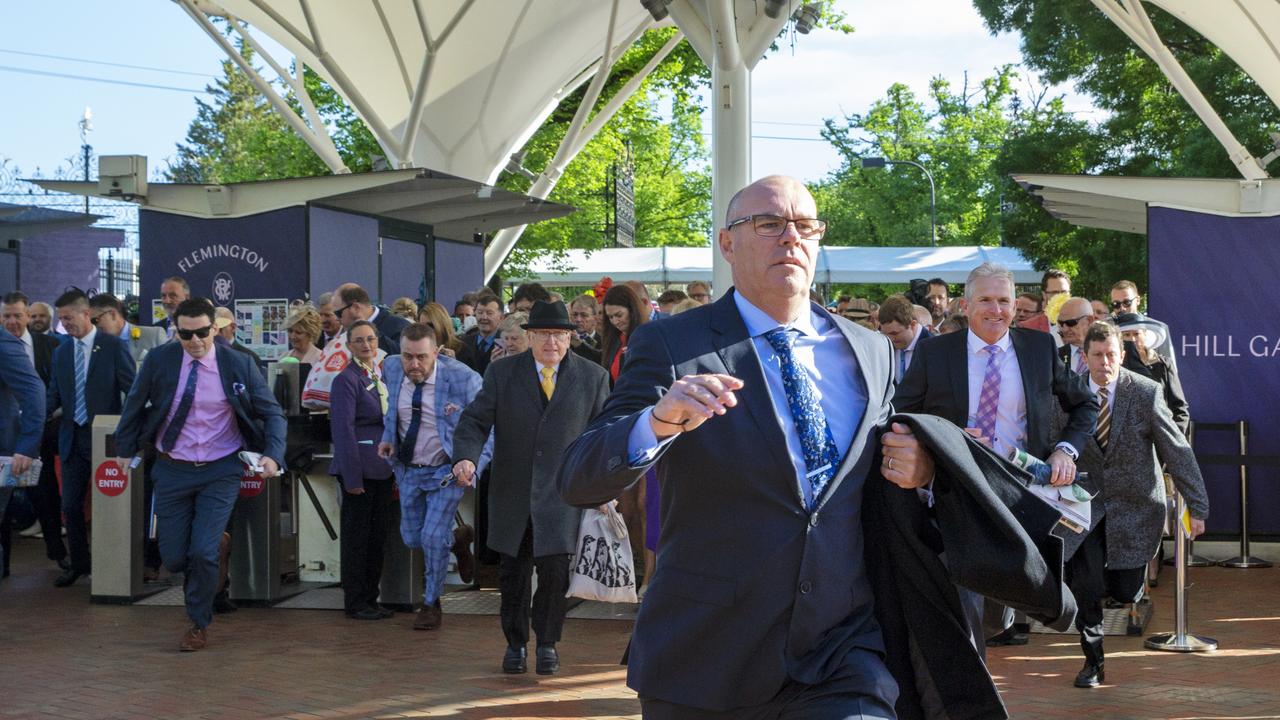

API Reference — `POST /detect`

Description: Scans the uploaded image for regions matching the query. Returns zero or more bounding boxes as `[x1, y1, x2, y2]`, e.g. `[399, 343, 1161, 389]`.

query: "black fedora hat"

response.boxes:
[521, 300, 576, 331]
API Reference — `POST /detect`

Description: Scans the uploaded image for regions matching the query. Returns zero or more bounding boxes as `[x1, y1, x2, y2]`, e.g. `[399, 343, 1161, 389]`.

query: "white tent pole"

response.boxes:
[666, 0, 714, 64]
[297, 0, 406, 165]
[1089, 0, 1267, 180]
[178, 0, 350, 174]
[482, 19, 683, 282]
[708, 0, 743, 70]
[401, 0, 475, 165]
[705, 1, 752, 298]
[741, 7, 792, 70]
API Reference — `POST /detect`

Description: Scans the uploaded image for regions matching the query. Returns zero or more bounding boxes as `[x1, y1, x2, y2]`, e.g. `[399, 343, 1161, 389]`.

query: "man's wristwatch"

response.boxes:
[1054, 442, 1079, 461]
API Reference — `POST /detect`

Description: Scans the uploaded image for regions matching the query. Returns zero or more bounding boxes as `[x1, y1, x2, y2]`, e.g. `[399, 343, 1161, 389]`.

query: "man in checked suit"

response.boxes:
[114, 298, 286, 651]
[46, 289, 136, 587]
[894, 262, 1098, 648]
[558, 176, 940, 718]
[377, 322, 490, 631]
[1064, 321, 1208, 689]
[452, 300, 611, 676]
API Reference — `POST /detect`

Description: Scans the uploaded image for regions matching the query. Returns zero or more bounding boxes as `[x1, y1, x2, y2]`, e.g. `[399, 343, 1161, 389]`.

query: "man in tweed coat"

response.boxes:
[1067, 321, 1209, 689]
[451, 300, 611, 676]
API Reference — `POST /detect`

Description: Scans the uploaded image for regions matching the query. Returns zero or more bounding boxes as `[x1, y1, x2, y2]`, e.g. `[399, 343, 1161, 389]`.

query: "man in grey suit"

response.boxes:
[558, 176, 939, 718]
[451, 300, 611, 676]
[1065, 321, 1208, 689]
[90, 294, 166, 364]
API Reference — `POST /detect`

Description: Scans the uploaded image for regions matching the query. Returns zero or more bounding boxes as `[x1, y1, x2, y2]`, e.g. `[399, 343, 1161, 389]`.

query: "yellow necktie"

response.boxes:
[540, 366, 555, 400]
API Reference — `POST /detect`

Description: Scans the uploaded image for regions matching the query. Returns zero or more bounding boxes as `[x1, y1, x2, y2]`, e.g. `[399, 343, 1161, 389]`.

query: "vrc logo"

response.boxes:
[212, 272, 235, 305]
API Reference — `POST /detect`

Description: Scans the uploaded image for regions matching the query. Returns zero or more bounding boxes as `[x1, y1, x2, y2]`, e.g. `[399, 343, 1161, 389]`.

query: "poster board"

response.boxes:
[234, 298, 289, 361]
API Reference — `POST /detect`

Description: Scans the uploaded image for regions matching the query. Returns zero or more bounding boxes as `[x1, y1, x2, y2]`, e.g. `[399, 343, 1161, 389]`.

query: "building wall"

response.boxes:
[10, 227, 125, 303]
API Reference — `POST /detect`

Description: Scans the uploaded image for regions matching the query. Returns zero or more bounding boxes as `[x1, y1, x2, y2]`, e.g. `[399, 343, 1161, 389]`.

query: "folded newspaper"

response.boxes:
[1006, 447, 1095, 532]
[238, 451, 282, 477]
[0, 456, 44, 488]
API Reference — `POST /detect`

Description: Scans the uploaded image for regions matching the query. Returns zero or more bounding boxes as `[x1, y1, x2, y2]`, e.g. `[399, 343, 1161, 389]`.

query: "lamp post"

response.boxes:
[861, 157, 937, 246]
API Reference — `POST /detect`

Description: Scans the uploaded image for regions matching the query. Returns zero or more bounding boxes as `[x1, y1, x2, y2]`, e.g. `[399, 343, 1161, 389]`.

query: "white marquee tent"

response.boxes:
[511, 245, 1040, 286]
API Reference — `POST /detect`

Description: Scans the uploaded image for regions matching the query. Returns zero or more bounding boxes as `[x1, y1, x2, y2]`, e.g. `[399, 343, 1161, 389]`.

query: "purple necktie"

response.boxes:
[1075, 348, 1088, 375]
[973, 345, 1002, 444]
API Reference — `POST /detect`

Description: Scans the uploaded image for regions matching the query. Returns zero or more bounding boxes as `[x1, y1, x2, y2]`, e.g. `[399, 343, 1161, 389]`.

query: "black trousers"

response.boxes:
[339, 475, 395, 613]
[498, 519, 570, 649]
[1067, 519, 1146, 666]
[640, 648, 898, 720]
[33, 432, 67, 563]
[60, 426, 93, 574]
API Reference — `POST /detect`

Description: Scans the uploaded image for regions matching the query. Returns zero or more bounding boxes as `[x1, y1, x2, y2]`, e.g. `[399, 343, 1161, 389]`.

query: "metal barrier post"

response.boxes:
[1219, 421, 1271, 569]
[1145, 491, 1217, 652]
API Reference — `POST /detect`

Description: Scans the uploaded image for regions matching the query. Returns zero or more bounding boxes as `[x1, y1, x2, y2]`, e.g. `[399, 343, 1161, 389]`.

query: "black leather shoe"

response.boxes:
[985, 626, 1029, 647]
[1074, 662, 1105, 688]
[345, 608, 385, 621]
[375, 605, 394, 619]
[536, 644, 559, 675]
[57, 557, 71, 571]
[53, 568, 85, 588]
[503, 645, 528, 674]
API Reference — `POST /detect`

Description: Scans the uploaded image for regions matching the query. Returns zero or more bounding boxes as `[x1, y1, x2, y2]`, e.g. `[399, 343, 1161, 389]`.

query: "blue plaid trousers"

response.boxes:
[396, 463, 466, 604]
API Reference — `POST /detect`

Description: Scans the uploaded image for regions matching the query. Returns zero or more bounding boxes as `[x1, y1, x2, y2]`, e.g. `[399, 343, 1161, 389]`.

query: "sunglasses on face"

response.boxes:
[1111, 298, 1137, 310]
[1058, 314, 1091, 328]
[177, 325, 214, 340]
[335, 303, 354, 318]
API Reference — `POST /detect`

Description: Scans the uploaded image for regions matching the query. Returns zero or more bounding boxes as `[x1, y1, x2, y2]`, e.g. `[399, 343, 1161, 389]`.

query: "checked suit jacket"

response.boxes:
[379, 353, 492, 474]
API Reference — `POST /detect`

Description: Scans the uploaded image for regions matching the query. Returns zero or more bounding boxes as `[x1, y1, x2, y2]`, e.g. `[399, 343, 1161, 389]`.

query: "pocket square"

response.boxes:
[444, 402, 461, 416]
[232, 382, 247, 396]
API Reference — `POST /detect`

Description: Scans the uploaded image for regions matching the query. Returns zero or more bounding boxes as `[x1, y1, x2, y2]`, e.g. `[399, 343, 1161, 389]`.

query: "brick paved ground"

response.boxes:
[2, 535, 1277, 719]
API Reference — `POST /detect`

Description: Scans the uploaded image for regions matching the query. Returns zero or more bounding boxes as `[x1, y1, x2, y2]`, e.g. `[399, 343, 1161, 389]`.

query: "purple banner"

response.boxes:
[1148, 206, 1280, 535]
[140, 207, 307, 319]
[433, 238, 484, 309]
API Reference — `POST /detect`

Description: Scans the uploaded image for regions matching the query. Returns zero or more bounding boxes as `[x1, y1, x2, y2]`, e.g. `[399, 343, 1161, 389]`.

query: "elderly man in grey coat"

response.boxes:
[1064, 321, 1209, 690]
[452, 300, 611, 676]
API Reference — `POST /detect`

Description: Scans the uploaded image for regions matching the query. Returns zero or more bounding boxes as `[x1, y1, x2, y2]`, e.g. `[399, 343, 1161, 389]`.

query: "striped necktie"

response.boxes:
[1095, 386, 1111, 450]
[73, 340, 89, 425]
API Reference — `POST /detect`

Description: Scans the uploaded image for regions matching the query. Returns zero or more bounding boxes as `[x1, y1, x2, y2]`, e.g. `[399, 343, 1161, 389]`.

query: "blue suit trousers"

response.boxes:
[152, 453, 242, 629]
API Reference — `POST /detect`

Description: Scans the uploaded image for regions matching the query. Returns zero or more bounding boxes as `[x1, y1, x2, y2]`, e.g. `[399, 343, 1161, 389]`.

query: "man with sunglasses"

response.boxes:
[1109, 280, 1177, 374]
[333, 283, 408, 354]
[1056, 297, 1098, 375]
[46, 290, 136, 587]
[114, 297, 285, 651]
[89, 293, 166, 366]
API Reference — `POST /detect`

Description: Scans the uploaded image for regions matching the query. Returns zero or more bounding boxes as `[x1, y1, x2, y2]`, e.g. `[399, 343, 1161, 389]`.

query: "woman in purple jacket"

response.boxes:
[329, 320, 395, 620]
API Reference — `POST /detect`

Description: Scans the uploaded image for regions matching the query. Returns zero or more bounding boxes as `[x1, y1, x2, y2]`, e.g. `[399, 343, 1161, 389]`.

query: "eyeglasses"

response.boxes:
[529, 330, 571, 343]
[348, 335, 377, 346]
[726, 214, 827, 239]
[1111, 297, 1137, 310]
[89, 311, 108, 325]
[1058, 314, 1092, 328]
[335, 303, 354, 318]
[176, 325, 214, 340]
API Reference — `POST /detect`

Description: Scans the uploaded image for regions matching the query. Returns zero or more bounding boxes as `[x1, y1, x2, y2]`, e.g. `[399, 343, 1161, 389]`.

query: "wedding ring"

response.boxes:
[886, 457, 895, 471]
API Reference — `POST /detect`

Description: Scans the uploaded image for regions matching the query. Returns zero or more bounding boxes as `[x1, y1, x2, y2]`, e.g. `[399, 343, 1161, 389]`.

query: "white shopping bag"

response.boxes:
[301, 335, 386, 410]
[566, 501, 638, 603]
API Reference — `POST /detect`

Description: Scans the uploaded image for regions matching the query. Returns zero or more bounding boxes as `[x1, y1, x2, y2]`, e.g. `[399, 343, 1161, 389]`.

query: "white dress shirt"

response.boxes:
[18, 328, 36, 369]
[965, 329, 1027, 455]
[897, 323, 925, 380]
[76, 327, 98, 375]
[1087, 374, 1118, 411]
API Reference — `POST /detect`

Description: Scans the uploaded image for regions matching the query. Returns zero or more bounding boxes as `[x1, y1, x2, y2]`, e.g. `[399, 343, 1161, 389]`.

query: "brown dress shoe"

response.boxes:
[179, 625, 208, 652]
[414, 600, 442, 630]
[452, 524, 475, 584]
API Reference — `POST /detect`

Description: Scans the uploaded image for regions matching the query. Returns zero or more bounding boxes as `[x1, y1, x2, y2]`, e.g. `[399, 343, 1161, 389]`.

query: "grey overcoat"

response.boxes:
[452, 348, 611, 557]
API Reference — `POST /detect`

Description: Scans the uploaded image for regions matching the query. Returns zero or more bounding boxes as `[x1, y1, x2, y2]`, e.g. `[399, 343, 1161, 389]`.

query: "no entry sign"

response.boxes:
[94, 462, 128, 497]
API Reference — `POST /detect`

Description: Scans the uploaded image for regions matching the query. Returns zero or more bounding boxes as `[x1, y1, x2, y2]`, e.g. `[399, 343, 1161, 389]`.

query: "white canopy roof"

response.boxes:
[1148, 0, 1280, 114]
[513, 245, 1041, 285]
[190, 0, 657, 184]
[1012, 174, 1280, 234]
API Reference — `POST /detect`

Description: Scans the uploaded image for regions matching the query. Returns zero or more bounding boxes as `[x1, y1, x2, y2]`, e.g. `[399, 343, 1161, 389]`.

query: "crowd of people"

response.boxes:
[0, 173, 1212, 716]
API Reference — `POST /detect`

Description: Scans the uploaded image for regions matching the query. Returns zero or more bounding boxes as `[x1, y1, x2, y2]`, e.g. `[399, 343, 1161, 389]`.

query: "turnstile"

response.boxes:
[89, 415, 151, 603]
[379, 496, 425, 611]
[228, 468, 300, 604]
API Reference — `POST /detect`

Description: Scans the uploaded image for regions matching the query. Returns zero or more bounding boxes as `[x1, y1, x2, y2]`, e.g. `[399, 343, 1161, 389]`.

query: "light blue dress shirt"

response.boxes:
[628, 292, 867, 507]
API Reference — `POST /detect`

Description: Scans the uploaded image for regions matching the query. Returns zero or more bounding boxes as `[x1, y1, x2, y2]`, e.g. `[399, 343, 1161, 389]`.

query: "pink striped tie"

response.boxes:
[973, 345, 1002, 444]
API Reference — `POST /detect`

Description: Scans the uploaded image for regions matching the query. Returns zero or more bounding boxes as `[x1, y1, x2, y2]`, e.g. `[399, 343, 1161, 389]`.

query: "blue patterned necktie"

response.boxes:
[161, 360, 200, 452]
[764, 327, 842, 510]
[73, 340, 89, 425]
[398, 382, 426, 465]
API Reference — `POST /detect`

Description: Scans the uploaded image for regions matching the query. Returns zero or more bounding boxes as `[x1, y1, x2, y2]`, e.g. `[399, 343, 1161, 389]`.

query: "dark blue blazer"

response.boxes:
[113, 342, 286, 464]
[328, 362, 392, 490]
[0, 331, 46, 458]
[47, 331, 135, 457]
[371, 307, 408, 354]
[558, 290, 896, 711]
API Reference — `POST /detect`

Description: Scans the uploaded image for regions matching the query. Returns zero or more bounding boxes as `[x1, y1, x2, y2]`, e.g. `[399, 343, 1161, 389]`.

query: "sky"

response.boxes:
[0, 0, 1100, 190]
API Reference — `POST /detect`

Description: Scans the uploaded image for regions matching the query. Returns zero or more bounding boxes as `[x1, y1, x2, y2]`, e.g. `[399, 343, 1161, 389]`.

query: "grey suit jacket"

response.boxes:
[452, 349, 611, 557]
[123, 324, 167, 365]
[1069, 368, 1209, 569]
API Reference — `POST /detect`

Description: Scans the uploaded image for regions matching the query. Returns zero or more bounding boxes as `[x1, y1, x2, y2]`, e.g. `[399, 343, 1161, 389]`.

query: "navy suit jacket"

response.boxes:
[113, 342, 286, 464]
[327, 362, 393, 490]
[0, 331, 46, 458]
[558, 291, 897, 711]
[371, 308, 409, 354]
[47, 331, 135, 457]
